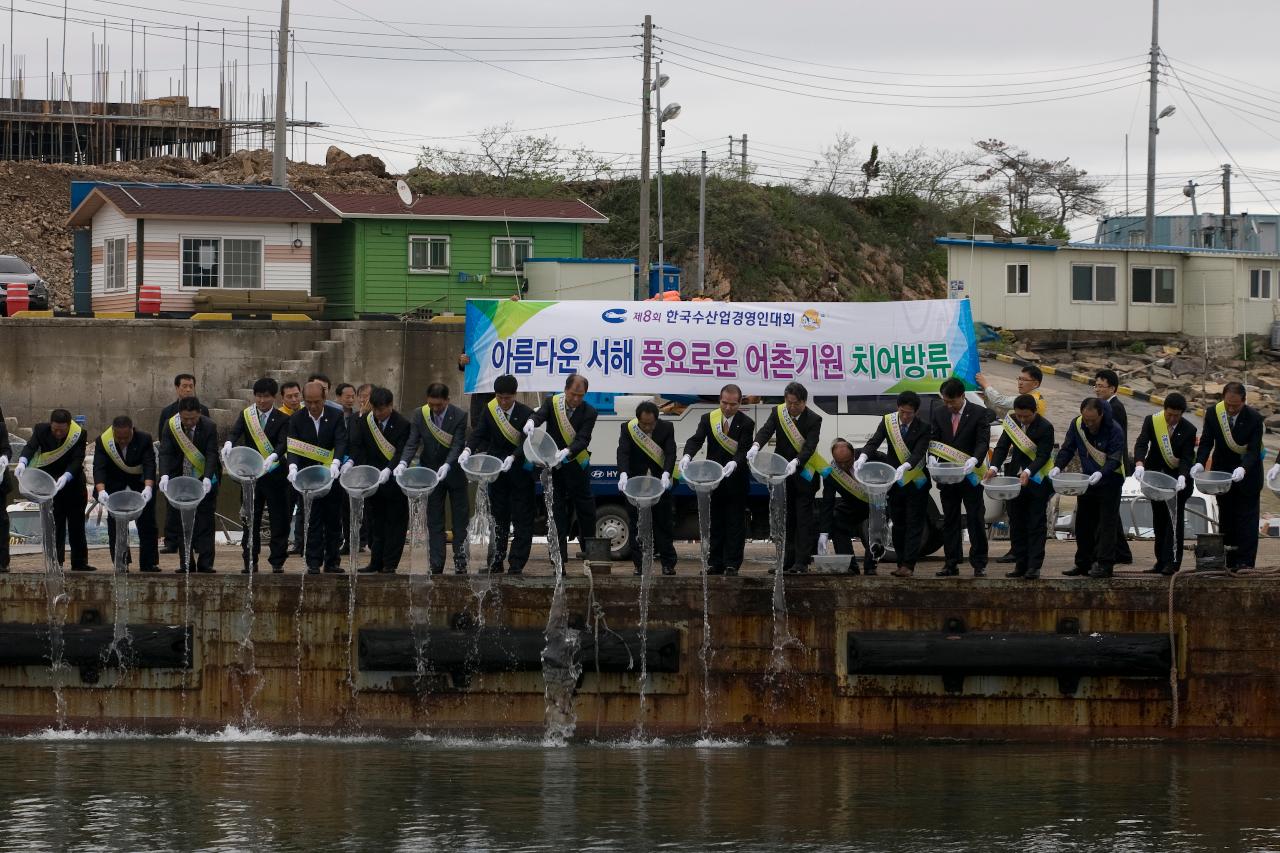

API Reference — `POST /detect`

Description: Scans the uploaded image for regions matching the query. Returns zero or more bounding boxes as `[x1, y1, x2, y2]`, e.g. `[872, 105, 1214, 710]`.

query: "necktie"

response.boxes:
[434, 413, 443, 428]
[381, 420, 389, 434]
[951, 412, 961, 435]
[260, 410, 268, 428]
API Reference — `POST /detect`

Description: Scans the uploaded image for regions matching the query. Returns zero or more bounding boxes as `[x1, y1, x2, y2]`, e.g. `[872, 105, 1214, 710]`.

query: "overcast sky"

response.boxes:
[6, 0, 1280, 238]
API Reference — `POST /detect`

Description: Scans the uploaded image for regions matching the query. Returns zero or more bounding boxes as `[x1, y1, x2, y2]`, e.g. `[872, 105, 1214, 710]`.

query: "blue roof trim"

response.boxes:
[933, 238, 1057, 251]
[1078, 241, 1280, 257]
[525, 257, 636, 264]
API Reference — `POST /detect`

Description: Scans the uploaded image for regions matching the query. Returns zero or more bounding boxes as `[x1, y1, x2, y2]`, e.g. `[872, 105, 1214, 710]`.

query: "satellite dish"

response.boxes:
[396, 179, 413, 207]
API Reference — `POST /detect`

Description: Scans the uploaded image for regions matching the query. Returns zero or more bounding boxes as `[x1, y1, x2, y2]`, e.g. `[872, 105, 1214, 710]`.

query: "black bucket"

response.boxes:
[581, 537, 613, 563]
[1194, 533, 1226, 571]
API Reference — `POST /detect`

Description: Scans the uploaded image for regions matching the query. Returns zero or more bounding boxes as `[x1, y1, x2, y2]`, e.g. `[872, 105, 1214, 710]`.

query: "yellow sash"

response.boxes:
[168, 415, 206, 478]
[420, 405, 455, 449]
[828, 464, 869, 503]
[1031, 390, 1046, 416]
[777, 403, 829, 479]
[1152, 412, 1179, 470]
[708, 410, 739, 455]
[553, 393, 590, 468]
[1073, 416, 1124, 476]
[1214, 401, 1248, 455]
[884, 413, 924, 487]
[928, 439, 987, 485]
[1001, 414, 1052, 482]
[488, 399, 522, 446]
[33, 422, 82, 469]
[366, 412, 396, 461]
[287, 436, 334, 465]
[99, 428, 143, 476]
[628, 418, 677, 480]
[243, 407, 279, 472]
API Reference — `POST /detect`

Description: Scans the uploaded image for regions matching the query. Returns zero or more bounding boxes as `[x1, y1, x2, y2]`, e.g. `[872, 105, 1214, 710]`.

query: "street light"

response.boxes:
[653, 60, 681, 279]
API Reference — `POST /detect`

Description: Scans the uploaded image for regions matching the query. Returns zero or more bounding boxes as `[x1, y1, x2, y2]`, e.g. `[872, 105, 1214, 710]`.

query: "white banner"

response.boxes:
[463, 298, 979, 395]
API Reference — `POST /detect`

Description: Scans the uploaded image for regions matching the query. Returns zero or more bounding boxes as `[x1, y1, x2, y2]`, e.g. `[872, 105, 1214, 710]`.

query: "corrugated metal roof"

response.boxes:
[317, 193, 608, 223]
[933, 236, 1280, 260]
[68, 184, 341, 226]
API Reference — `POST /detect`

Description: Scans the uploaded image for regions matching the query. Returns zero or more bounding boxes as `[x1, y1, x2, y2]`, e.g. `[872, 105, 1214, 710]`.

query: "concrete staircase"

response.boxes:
[207, 328, 350, 428]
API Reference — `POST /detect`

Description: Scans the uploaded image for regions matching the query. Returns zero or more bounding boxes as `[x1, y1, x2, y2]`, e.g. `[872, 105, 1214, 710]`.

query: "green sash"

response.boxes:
[928, 439, 987, 485]
[33, 422, 82, 469]
[552, 394, 590, 468]
[628, 418, 677, 480]
[1152, 413, 1179, 470]
[99, 428, 143, 476]
[708, 410, 739, 455]
[287, 436, 334, 465]
[366, 412, 396, 461]
[488, 399, 522, 446]
[776, 403, 829, 479]
[1214, 401, 1248, 455]
[884, 413, 924, 487]
[1001, 414, 1052, 482]
[243, 407, 279, 472]
[828, 464, 869, 503]
[168, 415, 206, 478]
[421, 405, 455, 449]
[1074, 416, 1124, 476]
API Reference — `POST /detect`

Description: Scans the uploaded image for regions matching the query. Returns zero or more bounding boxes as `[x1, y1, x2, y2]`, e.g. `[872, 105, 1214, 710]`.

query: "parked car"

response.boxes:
[0, 255, 51, 312]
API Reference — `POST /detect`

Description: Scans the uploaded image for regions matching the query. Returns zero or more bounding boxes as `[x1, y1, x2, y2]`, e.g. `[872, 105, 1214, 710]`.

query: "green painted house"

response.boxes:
[312, 193, 609, 318]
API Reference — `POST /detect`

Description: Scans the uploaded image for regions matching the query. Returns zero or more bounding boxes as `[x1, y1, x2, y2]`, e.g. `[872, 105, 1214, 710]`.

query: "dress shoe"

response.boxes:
[891, 565, 913, 578]
[1142, 565, 1165, 574]
[1005, 568, 1027, 578]
[486, 562, 506, 574]
[1160, 565, 1178, 576]
[1088, 565, 1114, 579]
[71, 565, 98, 572]
[706, 566, 726, 576]
[323, 566, 343, 574]
[196, 566, 215, 573]
[271, 566, 285, 574]
[429, 566, 444, 575]
[724, 566, 739, 576]
[306, 567, 320, 575]
[453, 567, 467, 575]
[973, 567, 987, 578]
[784, 564, 808, 575]
[241, 565, 258, 574]
[936, 566, 960, 577]
[381, 567, 397, 574]
[996, 551, 1016, 564]
[1023, 568, 1041, 580]
[0, 564, 8, 574]
[863, 566, 878, 576]
[358, 565, 383, 574]
[847, 564, 862, 576]
[662, 565, 676, 576]
[174, 566, 191, 574]
[1062, 566, 1090, 577]
[140, 565, 160, 573]
[507, 565, 524, 575]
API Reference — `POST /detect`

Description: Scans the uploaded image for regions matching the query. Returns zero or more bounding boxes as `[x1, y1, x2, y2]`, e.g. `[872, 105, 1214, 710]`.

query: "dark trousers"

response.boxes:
[53, 482, 89, 568]
[629, 490, 677, 571]
[940, 480, 988, 571]
[1113, 517, 1133, 563]
[1150, 482, 1192, 570]
[304, 488, 343, 570]
[176, 488, 218, 572]
[887, 481, 930, 569]
[367, 481, 409, 571]
[291, 489, 304, 549]
[708, 482, 747, 571]
[1007, 480, 1050, 573]
[428, 472, 470, 570]
[243, 476, 290, 569]
[1074, 478, 1121, 570]
[783, 472, 819, 569]
[491, 465, 535, 571]
[551, 462, 596, 561]
[107, 497, 159, 569]
[1217, 480, 1262, 569]
[338, 482, 350, 551]
[830, 496, 876, 573]
[0, 486, 9, 569]
[163, 497, 182, 550]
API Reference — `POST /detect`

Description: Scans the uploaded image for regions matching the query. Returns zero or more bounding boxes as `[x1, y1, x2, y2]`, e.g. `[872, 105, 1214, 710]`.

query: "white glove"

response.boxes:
[202, 477, 213, 495]
[286, 465, 298, 484]
[220, 441, 232, 459]
[1132, 465, 1145, 482]
[1176, 476, 1186, 491]
[554, 448, 570, 467]
[745, 443, 760, 463]
[95, 488, 109, 503]
[1087, 471, 1102, 486]
[854, 453, 868, 473]
[458, 448, 472, 466]
[437, 463, 451, 480]
[0, 455, 7, 469]
[1049, 467, 1061, 479]
[722, 461, 737, 477]
[661, 471, 672, 490]
[679, 454, 691, 475]
[393, 462, 407, 478]
[340, 458, 354, 474]
[13, 460, 25, 478]
[894, 463, 910, 482]
[55, 472, 71, 493]
[963, 457, 978, 475]
[785, 458, 799, 476]
[522, 420, 536, 437]
[159, 474, 170, 493]
[377, 467, 391, 485]
[501, 455, 514, 473]
[263, 453, 278, 470]
[1269, 463, 1280, 482]
[617, 473, 629, 493]
[1189, 463, 1204, 478]
[141, 486, 153, 503]
[1231, 466, 1245, 483]
[329, 460, 342, 478]
[818, 533, 829, 555]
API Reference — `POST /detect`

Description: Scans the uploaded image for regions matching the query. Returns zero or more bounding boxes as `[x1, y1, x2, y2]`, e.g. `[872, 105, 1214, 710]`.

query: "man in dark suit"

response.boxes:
[158, 397, 221, 573]
[929, 378, 992, 578]
[680, 383, 754, 576]
[1133, 392, 1197, 575]
[397, 382, 469, 574]
[0, 403, 11, 573]
[286, 381, 347, 574]
[1054, 397, 1126, 579]
[818, 438, 878, 575]
[16, 409, 93, 571]
[224, 377, 288, 574]
[352, 387, 410, 574]
[463, 374, 535, 575]
[749, 380, 824, 574]
[857, 390, 932, 578]
[1199, 382, 1265, 570]
[524, 373, 598, 567]
[985, 394, 1055, 580]
[158, 373, 209, 555]
[617, 400, 678, 576]
[92, 415, 158, 572]
[1096, 369, 1133, 564]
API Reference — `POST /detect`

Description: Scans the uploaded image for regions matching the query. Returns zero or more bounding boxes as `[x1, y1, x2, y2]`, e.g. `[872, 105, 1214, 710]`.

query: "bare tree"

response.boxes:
[972, 139, 1106, 237]
[803, 132, 859, 195]
[417, 123, 614, 187]
[879, 146, 974, 206]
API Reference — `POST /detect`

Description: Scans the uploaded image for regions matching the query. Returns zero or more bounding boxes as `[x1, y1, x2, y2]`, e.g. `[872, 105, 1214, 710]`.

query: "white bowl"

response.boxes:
[623, 474, 665, 508]
[1193, 470, 1234, 496]
[1139, 470, 1178, 503]
[856, 461, 897, 497]
[682, 459, 725, 494]
[1050, 472, 1091, 496]
[749, 450, 790, 486]
[983, 475, 1022, 501]
[927, 462, 967, 485]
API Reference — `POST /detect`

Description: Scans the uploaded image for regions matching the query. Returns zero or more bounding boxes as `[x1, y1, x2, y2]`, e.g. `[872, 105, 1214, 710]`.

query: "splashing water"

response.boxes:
[406, 496, 434, 697]
[178, 505, 197, 723]
[39, 503, 68, 728]
[633, 505, 655, 740]
[344, 492, 366, 717]
[767, 482, 794, 675]
[106, 514, 132, 673]
[540, 467, 581, 744]
[235, 479, 259, 726]
[466, 483, 496, 639]
[868, 492, 889, 558]
[293, 492, 315, 727]
[695, 490, 714, 736]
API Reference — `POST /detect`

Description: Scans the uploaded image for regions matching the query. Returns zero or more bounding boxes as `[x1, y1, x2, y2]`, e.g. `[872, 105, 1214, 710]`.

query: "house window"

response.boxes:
[409, 236, 450, 274]
[1131, 267, 1176, 305]
[1071, 263, 1117, 303]
[492, 237, 533, 274]
[1250, 269, 1273, 300]
[1005, 263, 1029, 295]
[1127, 231, 1145, 246]
[103, 237, 127, 292]
[181, 237, 263, 288]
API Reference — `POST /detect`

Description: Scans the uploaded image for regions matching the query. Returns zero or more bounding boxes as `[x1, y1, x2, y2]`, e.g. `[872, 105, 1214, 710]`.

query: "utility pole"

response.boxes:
[1143, 0, 1159, 245]
[1222, 163, 1232, 216]
[638, 14, 652, 296]
[272, 0, 290, 187]
[741, 133, 748, 180]
[698, 150, 706, 293]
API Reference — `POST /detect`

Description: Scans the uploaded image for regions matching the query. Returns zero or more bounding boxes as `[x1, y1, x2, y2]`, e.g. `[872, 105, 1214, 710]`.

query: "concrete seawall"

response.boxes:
[0, 572, 1275, 740]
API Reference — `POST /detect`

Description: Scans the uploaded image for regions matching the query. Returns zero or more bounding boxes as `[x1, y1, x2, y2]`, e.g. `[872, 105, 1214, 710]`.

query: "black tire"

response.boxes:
[594, 502, 632, 561]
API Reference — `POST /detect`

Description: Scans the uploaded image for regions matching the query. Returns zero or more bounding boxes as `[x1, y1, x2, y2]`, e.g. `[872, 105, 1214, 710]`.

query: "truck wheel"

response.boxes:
[595, 503, 632, 561]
